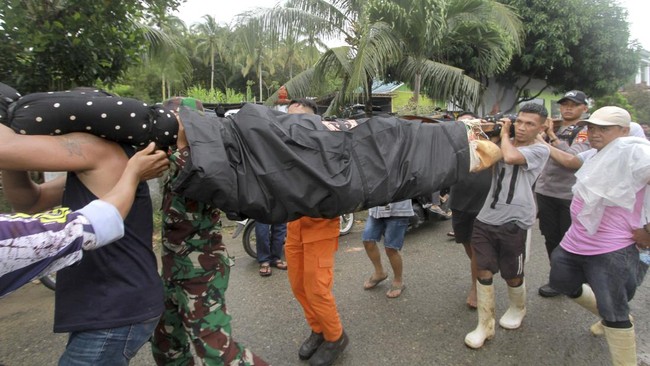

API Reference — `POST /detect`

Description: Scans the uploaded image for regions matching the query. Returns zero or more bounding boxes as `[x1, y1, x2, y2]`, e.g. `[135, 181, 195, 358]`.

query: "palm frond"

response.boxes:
[397, 56, 482, 109]
[264, 67, 316, 105]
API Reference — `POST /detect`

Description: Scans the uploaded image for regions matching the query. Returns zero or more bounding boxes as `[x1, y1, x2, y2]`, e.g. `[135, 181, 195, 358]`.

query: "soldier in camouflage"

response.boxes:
[151, 97, 268, 366]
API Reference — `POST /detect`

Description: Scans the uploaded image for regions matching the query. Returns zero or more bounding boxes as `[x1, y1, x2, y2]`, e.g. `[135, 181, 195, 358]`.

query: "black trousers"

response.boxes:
[536, 193, 572, 260]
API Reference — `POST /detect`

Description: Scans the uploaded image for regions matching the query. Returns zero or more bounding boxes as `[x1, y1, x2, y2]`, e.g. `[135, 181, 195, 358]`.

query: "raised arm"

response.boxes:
[100, 143, 169, 219]
[0, 123, 127, 213]
[535, 134, 583, 170]
[498, 119, 527, 165]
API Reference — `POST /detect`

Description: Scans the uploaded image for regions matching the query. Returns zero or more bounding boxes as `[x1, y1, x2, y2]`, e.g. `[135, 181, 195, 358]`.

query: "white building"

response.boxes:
[634, 49, 650, 87]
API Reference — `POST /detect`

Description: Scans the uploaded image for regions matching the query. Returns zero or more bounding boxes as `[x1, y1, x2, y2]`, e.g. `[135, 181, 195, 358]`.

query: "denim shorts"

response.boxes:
[362, 216, 409, 250]
[549, 245, 640, 323]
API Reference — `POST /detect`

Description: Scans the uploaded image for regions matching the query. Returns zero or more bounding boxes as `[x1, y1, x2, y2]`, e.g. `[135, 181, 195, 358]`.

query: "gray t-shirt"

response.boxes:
[477, 142, 550, 229]
[368, 199, 414, 218]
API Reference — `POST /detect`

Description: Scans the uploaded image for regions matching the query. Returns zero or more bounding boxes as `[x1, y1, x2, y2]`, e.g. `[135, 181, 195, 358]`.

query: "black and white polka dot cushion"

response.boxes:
[0, 83, 21, 125]
[3, 86, 178, 147]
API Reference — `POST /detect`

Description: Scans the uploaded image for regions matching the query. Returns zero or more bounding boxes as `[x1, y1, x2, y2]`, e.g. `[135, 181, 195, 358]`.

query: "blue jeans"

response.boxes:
[58, 317, 159, 366]
[362, 216, 409, 250]
[255, 222, 287, 263]
[550, 245, 639, 323]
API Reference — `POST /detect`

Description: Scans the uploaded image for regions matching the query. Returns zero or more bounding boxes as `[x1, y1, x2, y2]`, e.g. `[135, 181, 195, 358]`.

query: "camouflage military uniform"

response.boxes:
[151, 147, 268, 366]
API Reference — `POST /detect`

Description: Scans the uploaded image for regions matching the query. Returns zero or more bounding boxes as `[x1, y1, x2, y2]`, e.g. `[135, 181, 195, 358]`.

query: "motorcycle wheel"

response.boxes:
[339, 213, 354, 236]
[242, 220, 258, 259]
[40, 273, 56, 291]
[408, 203, 425, 231]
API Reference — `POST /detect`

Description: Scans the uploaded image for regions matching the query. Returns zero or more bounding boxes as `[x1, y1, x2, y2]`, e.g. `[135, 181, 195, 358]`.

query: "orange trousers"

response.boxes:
[286, 217, 343, 342]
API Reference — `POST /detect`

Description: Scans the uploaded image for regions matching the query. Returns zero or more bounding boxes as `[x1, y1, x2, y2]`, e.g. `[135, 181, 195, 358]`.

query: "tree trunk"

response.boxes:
[210, 45, 215, 91]
[258, 61, 263, 102]
[161, 74, 166, 101]
[365, 74, 374, 117]
[412, 72, 421, 114]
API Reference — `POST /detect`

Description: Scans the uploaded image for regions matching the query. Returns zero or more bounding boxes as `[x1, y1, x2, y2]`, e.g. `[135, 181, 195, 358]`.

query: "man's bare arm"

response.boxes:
[0, 124, 115, 172]
[1, 173, 66, 214]
[535, 135, 583, 170]
[0, 123, 125, 212]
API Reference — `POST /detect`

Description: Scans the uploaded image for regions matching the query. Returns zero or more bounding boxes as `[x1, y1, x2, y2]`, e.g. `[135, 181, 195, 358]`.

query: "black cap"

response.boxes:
[557, 90, 588, 105]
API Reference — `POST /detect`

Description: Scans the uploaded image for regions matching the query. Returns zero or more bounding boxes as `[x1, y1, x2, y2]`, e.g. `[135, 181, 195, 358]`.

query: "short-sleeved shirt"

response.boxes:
[477, 142, 550, 229]
[368, 199, 414, 218]
[561, 189, 644, 256]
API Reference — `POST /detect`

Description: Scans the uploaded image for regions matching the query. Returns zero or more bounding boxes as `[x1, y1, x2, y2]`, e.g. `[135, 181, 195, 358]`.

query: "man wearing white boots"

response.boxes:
[464, 103, 550, 349]
[542, 106, 650, 366]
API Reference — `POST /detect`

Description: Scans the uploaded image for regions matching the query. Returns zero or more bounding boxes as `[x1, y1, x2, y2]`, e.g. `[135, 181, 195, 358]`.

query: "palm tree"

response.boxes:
[367, 0, 523, 111]
[232, 18, 279, 102]
[135, 15, 193, 100]
[250, 0, 522, 115]
[248, 0, 403, 115]
[193, 15, 229, 91]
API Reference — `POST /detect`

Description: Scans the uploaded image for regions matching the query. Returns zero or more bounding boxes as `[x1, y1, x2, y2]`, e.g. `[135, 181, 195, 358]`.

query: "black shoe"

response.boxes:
[299, 331, 324, 360]
[309, 331, 349, 366]
[538, 283, 560, 297]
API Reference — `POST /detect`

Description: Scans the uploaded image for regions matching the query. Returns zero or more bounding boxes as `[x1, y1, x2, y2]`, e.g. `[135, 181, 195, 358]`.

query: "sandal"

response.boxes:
[271, 259, 287, 270]
[363, 274, 388, 290]
[386, 284, 405, 298]
[259, 263, 272, 277]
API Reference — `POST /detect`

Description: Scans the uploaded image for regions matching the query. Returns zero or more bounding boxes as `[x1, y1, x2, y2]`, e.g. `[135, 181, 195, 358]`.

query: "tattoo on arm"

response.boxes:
[60, 135, 92, 158]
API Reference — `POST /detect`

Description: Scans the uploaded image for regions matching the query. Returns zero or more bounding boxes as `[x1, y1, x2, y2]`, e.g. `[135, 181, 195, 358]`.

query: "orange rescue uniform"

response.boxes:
[286, 216, 343, 342]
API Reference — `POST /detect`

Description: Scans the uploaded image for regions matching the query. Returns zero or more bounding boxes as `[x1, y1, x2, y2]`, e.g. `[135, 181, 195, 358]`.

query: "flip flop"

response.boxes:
[386, 284, 405, 298]
[271, 259, 288, 270]
[363, 274, 388, 290]
[259, 263, 272, 277]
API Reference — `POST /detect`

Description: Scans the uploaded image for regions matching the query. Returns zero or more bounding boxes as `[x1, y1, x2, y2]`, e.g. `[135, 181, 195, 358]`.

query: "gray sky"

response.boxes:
[175, 0, 650, 50]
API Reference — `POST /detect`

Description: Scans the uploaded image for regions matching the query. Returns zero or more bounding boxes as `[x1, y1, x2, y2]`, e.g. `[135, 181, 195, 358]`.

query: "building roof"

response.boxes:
[371, 80, 404, 95]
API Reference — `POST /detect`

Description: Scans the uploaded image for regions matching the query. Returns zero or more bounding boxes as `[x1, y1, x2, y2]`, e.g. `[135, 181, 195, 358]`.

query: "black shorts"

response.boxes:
[451, 209, 479, 244]
[471, 220, 527, 279]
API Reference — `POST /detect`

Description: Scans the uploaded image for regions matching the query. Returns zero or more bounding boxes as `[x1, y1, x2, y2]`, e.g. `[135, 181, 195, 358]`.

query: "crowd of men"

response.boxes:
[0, 87, 648, 366]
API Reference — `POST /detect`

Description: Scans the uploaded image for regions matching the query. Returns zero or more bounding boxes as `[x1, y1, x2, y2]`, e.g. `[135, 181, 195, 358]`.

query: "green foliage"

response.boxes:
[497, 0, 640, 99]
[622, 84, 650, 123]
[394, 100, 441, 116]
[593, 91, 637, 119]
[185, 86, 247, 103]
[0, 0, 182, 93]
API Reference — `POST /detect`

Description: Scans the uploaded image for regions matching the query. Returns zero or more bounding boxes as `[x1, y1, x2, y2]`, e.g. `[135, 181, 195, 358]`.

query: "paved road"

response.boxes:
[1, 216, 649, 366]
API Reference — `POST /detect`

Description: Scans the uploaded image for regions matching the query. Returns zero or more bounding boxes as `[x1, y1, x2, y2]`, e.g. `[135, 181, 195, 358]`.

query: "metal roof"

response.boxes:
[371, 80, 404, 94]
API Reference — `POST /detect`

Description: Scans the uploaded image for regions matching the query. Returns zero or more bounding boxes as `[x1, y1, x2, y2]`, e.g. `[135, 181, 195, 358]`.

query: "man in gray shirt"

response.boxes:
[535, 90, 590, 297]
[464, 103, 550, 349]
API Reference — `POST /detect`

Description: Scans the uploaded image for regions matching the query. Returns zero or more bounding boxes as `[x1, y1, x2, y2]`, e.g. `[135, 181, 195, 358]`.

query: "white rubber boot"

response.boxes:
[499, 280, 526, 329]
[464, 281, 495, 349]
[603, 325, 637, 366]
[571, 283, 603, 335]
[591, 315, 634, 337]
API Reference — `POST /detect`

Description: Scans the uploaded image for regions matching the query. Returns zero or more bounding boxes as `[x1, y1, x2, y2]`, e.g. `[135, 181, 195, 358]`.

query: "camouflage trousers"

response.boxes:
[151, 257, 268, 366]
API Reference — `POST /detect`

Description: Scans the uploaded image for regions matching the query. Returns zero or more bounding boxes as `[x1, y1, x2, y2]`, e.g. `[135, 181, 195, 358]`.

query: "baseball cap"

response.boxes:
[579, 106, 630, 127]
[557, 90, 588, 105]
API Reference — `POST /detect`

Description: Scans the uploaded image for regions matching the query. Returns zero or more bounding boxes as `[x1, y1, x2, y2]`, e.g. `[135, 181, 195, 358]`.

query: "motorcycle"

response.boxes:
[232, 213, 355, 259]
[40, 273, 56, 290]
[408, 193, 451, 231]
